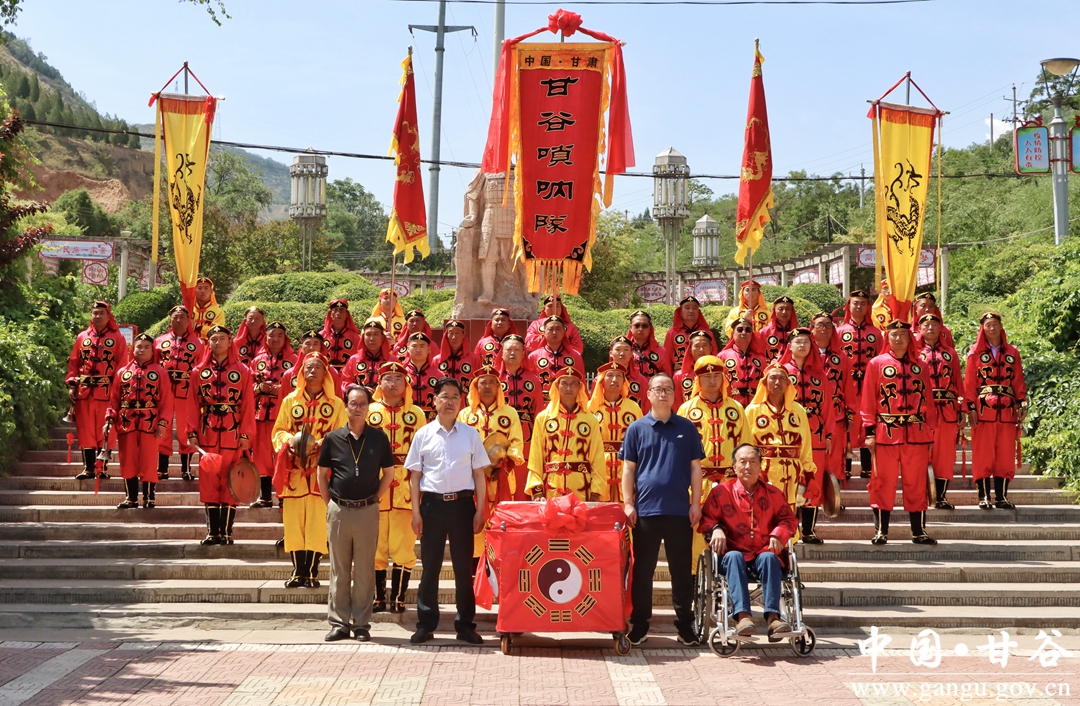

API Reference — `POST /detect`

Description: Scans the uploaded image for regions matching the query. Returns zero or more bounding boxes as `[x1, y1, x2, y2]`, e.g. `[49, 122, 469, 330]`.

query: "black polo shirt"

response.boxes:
[318, 425, 395, 501]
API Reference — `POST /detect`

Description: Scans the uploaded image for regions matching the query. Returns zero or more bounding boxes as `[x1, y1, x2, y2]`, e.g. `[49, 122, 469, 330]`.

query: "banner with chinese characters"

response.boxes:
[869, 98, 941, 322]
[735, 41, 773, 266]
[1015, 121, 1051, 174]
[1070, 119, 1080, 174]
[386, 49, 429, 264]
[150, 89, 216, 311]
[482, 10, 634, 295]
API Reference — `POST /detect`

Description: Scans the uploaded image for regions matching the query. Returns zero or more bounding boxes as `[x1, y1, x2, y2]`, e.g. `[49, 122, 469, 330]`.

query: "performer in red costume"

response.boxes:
[837, 289, 885, 480]
[106, 334, 173, 509]
[393, 309, 434, 361]
[495, 334, 543, 501]
[187, 325, 256, 546]
[433, 319, 481, 391]
[673, 330, 717, 407]
[525, 294, 583, 354]
[155, 305, 203, 481]
[474, 307, 519, 367]
[718, 318, 768, 408]
[233, 306, 267, 366]
[402, 332, 439, 421]
[626, 310, 672, 378]
[664, 295, 715, 371]
[964, 312, 1027, 510]
[861, 321, 938, 546]
[249, 322, 297, 508]
[779, 328, 834, 543]
[916, 313, 963, 510]
[759, 296, 797, 362]
[527, 315, 585, 401]
[320, 299, 361, 372]
[809, 312, 856, 493]
[340, 319, 392, 393]
[911, 292, 955, 348]
[68, 300, 127, 481]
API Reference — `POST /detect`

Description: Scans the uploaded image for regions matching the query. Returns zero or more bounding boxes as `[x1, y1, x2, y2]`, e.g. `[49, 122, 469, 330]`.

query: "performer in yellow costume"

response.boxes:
[587, 361, 642, 502]
[192, 277, 226, 342]
[678, 355, 750, 561]
[526, 367, 606, 501]
[272, 353, 348, 588]
[459, 365, 524, 558]
[370, 288, 406, 344]
[744, 365, 817, 517]
[723, 279, 771, 334]
[872, 279, 893, 331]
[366, 361, 427, 613]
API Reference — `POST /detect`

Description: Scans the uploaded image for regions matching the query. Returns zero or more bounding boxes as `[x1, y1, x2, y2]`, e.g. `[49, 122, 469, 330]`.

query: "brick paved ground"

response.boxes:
[0, 631, 1077, 706]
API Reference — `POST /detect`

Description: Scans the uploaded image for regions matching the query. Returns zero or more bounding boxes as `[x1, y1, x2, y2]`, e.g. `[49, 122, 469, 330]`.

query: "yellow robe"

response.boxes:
[459, 401, 524, 556]
[743, 398, 816, 513]
[366, 400, 426, 570]
[526, 405, 606, 501]
[587, 396, 642, 503]
[192, 301, 226, 342]
[272, 390, 348, 553]
[723, 300, 770, 335]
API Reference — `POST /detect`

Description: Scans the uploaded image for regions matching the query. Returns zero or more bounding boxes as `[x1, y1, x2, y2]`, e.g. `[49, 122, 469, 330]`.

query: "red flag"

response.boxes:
[386, 49, 429, 264]
[735, 41, 774, 266]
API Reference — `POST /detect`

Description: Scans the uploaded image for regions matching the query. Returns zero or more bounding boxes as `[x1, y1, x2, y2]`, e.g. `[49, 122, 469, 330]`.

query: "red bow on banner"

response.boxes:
[541, 493, 588, 533]
[548, 9, 582, 36]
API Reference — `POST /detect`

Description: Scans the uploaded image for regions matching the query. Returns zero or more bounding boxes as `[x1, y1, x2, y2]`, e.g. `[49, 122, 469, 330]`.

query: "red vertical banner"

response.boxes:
[386, 50, 430, 264]
[514, 44, 607, 294]
[735, 42, 773, 266]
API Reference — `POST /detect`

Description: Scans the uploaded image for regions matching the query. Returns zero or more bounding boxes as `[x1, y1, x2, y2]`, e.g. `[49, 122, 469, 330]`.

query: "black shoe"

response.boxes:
[353, 628, 371, 642]
[305, 578, 321, 589]
[979, 499, 993, 510]
[995, 497, 1015, 510]
[456, 629, 483, 645]
[627, 626, 648, 646]
[285, 577, 305, 588]
[98, 471, 110, 480]
[181, 471, 194, 482]
[859, 470, 871, 479]
[871, 533, 888, 546]
[410, 628, 434, 644]
[935, 499, 955, 510]
[75, 471, 94, 480]
[275, 538, 285, 549]
[845, 468, 851, 480]
[373, 600, 387, 613]
[249, 499, 273, 509]
[158, 472, 169, 481]
[912, 534, 938, 545]
[116, 499, 138, 509]
[201, 535, 220, 546]
[676, 627, 700, 646]
[391, 601, 405, 614]
[801, 534, 824, 544]
[324, 627, 351, 642]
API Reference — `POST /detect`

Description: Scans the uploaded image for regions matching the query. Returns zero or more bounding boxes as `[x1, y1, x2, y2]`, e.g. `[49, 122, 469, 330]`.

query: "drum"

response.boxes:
[484, 431, 511, 465]
[228, 456, 261, 505]
[291, 427, 317, 468]
[926, 465, 937, 507]
[821, 471, 842, 518]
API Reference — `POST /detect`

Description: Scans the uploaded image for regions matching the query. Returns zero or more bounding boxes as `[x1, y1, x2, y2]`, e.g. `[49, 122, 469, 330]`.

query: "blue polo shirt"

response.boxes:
[619, 411, 705, 517]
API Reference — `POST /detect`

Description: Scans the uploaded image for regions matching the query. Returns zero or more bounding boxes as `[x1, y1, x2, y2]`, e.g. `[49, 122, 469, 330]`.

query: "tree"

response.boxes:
[27, 72, 37, 102]
[13, 73, 27, 99]
[0, 94, 50, 276]
[205, 150, 272, 221]
[52, 188, 116, 238]
[324, 177, 390, 270]
[1026, 68, 1080, 117]
[579, 211, 654, 309]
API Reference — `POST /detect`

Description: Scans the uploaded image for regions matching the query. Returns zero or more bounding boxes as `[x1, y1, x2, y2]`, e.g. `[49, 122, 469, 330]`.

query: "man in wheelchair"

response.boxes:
[700, 443, 799, 642]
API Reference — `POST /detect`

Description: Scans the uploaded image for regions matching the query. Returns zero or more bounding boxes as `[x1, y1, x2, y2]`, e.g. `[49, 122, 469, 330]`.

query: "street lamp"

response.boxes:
[692, 214, 720, 268]
[652, 147, 690, 304]
[289, 150, 328, 270]
[1040, 57, 1080, 245]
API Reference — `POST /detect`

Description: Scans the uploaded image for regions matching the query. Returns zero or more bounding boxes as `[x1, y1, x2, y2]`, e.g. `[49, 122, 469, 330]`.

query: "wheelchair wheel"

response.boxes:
[790, 627, 816, 657]
[708, 627, 740, 657]
[614, 632, 632, 656]
[693, 552, 715, 643]
[500, 633, 512, 655]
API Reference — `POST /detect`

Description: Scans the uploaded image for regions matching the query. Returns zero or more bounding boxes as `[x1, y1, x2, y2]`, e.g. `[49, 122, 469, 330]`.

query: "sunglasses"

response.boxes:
[631, 323, 650, 329]
[734, 327, 753, 333]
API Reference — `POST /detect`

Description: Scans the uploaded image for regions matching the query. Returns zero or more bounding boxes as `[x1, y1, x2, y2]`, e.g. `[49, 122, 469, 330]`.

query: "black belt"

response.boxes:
[332, 495, 379, 508]
[422, 490, 473, 502]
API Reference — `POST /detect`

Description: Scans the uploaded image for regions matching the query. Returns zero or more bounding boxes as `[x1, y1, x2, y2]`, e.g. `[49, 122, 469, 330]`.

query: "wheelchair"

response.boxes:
[692, 540, 816, 657]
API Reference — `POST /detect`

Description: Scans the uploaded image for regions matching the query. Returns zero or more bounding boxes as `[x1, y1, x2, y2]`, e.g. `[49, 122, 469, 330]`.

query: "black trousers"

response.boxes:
[631, 514, 694, 633]
[416, 492, 476, 633]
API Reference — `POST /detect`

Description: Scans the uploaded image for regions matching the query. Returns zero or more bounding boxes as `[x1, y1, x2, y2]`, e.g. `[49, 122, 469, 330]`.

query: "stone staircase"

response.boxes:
[0, 424, 1077, 634]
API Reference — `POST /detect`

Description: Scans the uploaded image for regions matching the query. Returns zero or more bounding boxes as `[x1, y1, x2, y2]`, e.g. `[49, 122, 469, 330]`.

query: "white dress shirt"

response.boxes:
[404, 420, 489, 493]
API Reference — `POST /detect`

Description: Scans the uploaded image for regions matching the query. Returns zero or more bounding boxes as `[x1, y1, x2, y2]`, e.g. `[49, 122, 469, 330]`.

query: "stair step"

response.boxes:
[803, 582, 1080, 607]
[837, 489, 1076, 506]
[798, 539, 1080, 562]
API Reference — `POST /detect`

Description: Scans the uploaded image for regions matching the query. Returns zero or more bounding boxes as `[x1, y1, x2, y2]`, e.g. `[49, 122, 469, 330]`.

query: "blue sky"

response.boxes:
[12, 0, 1074, 243]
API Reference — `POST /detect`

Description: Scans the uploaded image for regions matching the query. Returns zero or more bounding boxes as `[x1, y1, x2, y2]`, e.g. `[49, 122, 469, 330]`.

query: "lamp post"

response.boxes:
[1040, 57, 1080, 246]
[652, 148, 690, 304]
[692, 214, 719, 268]
[289, 151, 328, 270]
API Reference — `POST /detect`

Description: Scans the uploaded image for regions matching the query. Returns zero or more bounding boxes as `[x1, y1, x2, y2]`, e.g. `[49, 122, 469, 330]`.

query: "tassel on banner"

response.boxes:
[65, 432, 74, 465]
[1016, 430, 1023, 471]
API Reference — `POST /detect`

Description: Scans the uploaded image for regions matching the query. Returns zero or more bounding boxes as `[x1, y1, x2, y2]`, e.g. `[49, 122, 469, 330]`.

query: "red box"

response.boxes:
[475, 496, 633, 635]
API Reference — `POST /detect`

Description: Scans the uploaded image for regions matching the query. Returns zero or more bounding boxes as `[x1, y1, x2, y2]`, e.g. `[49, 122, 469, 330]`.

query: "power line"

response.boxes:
[392, 0, 932, 5]
[22, 118, 1028, 182]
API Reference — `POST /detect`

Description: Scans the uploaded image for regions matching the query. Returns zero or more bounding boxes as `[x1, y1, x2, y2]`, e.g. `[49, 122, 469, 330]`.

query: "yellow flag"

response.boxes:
[152, 93, 216, 309]
[870, 102, 937, 321]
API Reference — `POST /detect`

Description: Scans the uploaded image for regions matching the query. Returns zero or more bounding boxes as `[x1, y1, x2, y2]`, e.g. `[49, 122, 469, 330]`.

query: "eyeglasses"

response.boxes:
[436, 395, 461, 403]
[649, 387, 675, 395]
[631, 323, 650, 329]
[734, 327, 753, 334]
[346, 402, 368, 410]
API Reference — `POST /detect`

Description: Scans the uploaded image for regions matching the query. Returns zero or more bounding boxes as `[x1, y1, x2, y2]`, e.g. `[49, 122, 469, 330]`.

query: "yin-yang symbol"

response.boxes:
[485, 560, 499, 598]
[536, 559, 583, 604]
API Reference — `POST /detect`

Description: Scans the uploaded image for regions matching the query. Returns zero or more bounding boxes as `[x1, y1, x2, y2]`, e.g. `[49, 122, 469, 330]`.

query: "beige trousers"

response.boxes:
[327, 500, 380, 631]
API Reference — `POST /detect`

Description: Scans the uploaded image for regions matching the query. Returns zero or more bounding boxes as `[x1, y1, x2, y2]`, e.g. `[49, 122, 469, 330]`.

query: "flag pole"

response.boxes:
[390, 250, 398, 312]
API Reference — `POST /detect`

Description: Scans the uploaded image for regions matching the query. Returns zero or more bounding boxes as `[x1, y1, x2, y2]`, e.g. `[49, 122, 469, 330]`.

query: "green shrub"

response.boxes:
[221, 300, 353, 338]
[425, 299, 454, 326]
[790, 283, 843, 314]
[400, 288, 456, 316]
[112, 285, 181, 334]
[233, 272, 375, 304]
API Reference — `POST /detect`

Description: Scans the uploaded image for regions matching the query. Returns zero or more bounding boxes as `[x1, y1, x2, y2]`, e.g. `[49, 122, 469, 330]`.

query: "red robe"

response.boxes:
[917, 337, 962, 480]
[340, 346, 390, 394]
[818, 336, 857, 478]
[188, 351, 257, 506]
[498, 363, 544, 501]
[106, 359, 174, 482]
[525, 317, 584, 355]
[433, 331, 482, 393]
[627, 323, 673, 379]
[717, 338, 767, 408]
[837, 316, 885, 448]
[156, 329, 204, 455]
[781, 350, 835, 505]
[699, 478, 798, 562]
[861, 349, 937, 512]
[250, 348, 298, 478]
[67, 322, 129, 450]
[404, 357, 439, 422]
[321, 324, 361, 371]
[964, 331, 1026, 481]
[528, 345, 585, 402]
[663, 315, 715, 373]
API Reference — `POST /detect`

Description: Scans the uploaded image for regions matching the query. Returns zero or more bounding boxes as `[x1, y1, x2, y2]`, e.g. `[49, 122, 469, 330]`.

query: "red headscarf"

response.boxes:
[492, 333, 536, 373]
[87, 300, 120, 334]
[482, 307, 520, 339]
[264, 322, 295, 360]
[196, 325, 242, 368]
[234, 307, 267, 349]
[678, 329, 718, 377]
[360, 318, 392, 360]
[810, 312, 844, 353]
[843, 289, 873, 326]
[540, 295, 574, 327]
[969, 312, 1008, 356]
[777, 327, 826, 378]
[768, 296, 799, 329]
[131, 332, 161, 365]
[396, 309, 435, 354]
[722, 317, 767, 356]
[626, 310, 660, 350]
[438, 319, 472, 361]
[321, 299, 360, 338]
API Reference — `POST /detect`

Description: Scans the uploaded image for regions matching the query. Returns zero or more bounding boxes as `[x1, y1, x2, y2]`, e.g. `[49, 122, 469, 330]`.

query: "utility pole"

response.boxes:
[493, 0, 505, 73]
[410, 2, 476, 253]
[859, 164, 866, 209]
[990, 112, 994, 146]
[1004, 84, 1022, 125]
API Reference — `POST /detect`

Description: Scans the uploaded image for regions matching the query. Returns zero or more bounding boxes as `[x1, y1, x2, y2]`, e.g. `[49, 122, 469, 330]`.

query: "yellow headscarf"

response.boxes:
[750, 362, 797, 409]
[545, 367, 590, 417]
[688, 354, 730, 401]
[588, 362, 630, 413]
[370, 289, 406, 330]
[372, 360, 414, 408]
[295, 352, 340, 402]
[466, 365, 507, 411]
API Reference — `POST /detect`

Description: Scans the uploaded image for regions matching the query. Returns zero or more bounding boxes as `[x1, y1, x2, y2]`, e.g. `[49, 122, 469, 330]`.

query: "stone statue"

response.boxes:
[453, 169, 539, 320]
